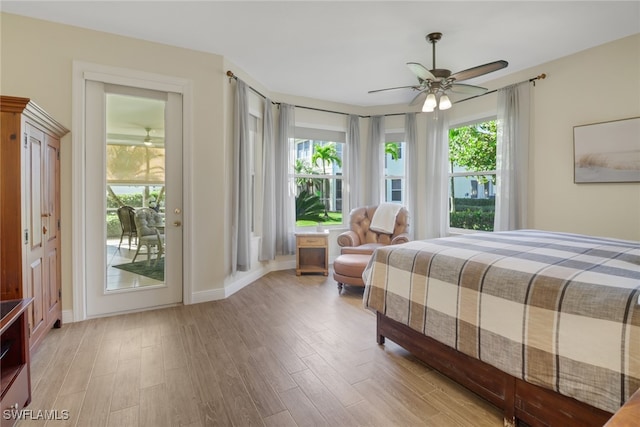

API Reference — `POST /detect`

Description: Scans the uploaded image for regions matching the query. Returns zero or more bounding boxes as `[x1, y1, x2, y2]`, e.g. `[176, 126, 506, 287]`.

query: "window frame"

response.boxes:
[383, 132, 407, 205]
[292, 131, 347, 229]
[248, 97, 263, 237]
[447, 118, 497, 233]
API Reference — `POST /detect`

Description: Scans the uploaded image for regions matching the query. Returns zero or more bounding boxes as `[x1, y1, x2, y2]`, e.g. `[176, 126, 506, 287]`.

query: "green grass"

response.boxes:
[296, 212, 342, 227]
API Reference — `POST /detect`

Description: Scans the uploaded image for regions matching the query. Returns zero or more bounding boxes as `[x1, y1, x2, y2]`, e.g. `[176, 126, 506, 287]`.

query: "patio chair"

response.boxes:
[132, 207, 165, 265]
[116, 205, 137, 249]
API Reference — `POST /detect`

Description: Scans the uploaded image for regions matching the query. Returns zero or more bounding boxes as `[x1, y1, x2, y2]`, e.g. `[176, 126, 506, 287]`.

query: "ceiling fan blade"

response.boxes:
[450, 83, 488, 96]
[368, 85, 419, 94]
[407, 62, 436, 81]
[449, 60, 508, 82]
[409, 90, 427, 106]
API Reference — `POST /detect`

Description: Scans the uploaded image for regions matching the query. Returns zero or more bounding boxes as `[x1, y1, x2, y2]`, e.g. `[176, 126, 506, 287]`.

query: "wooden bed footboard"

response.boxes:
[376, 312, 613, 427]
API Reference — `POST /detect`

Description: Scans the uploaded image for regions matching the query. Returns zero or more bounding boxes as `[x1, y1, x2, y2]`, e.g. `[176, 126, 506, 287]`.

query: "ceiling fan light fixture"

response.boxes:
[422, 104, 435, 113]
[422, 93, 437, 112]
[422, 98, 435, 113]
[439, 94, 452, 110]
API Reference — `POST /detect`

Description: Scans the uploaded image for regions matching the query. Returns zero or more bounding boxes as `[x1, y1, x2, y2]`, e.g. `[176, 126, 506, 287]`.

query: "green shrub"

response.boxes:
[453, 198, 495, 213]
[296, 190, 326, 222]
[106, 213, 122, 238]
[106, 191, 161, 209]
[452, 197, 495, 207]
[454, 197, 494, 209]
[450, 209, 494, 231]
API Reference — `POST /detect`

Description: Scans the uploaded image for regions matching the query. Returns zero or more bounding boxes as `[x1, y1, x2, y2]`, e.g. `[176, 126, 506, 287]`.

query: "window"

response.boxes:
[390, 179, 402, 202]
[448, 120, 496, 231]
[384, 141, 406, 204]
[293, 138, 344, 227]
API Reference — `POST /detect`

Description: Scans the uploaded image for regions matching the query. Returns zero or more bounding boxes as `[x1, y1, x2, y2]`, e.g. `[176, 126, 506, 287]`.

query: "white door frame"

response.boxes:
[71, 61, 193, 321]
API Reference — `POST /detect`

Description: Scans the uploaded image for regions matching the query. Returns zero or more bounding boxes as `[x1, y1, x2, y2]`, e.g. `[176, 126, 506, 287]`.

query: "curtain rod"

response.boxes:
[454, 73, 547, 105]
[225, 70, 546, 119]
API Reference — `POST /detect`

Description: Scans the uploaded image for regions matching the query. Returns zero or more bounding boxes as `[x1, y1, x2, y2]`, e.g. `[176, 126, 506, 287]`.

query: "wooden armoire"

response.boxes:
[1, 96, 69, 351]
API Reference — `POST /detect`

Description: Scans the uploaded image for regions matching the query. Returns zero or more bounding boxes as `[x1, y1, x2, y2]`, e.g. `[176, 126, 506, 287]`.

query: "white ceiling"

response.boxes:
[2, 1, 639, 107]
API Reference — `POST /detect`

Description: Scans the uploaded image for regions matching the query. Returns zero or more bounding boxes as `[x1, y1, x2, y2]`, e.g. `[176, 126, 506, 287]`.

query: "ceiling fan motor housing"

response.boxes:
[430, 69, 452, 79]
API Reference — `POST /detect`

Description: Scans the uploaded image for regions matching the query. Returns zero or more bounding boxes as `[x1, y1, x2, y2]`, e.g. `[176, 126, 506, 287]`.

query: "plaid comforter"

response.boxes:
[363, 230, 640, 413]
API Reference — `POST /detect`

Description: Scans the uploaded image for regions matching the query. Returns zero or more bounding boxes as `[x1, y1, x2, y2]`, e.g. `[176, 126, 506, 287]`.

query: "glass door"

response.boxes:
[105, 92, 167, 290]
[85, 81, 183, 317]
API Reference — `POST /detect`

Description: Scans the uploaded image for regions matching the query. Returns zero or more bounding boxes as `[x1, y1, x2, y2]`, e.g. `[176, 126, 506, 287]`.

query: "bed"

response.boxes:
[363, 230, 640, 426]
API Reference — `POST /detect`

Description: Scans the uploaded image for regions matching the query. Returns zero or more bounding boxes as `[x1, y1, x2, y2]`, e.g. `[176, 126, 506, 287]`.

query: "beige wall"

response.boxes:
[1, 13, 229, 311]
[469, 33, 640, 240]
[2, 13, 638, 315]
[529, 34, 639, 239]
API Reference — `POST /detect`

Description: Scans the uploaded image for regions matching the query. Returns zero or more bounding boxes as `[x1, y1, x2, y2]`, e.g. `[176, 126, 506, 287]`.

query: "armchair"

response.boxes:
[337, 205, 410, 255]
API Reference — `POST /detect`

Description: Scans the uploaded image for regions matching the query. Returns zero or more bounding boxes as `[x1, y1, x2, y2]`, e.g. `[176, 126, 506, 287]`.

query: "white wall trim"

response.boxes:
[65, 257, 305, 321]
[223, 258, 296, 298]
[188, 257, 297, 304]
[71, 61, 88, 322]
[71, 60, 193, 320]
[224, 268, 269, 299]
[190, 287, 227, 304]
[62, 310, 74, 324]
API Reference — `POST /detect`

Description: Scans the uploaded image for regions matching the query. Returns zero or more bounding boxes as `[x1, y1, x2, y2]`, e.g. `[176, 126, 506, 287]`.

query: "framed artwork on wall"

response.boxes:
[574, 116, 640, 183]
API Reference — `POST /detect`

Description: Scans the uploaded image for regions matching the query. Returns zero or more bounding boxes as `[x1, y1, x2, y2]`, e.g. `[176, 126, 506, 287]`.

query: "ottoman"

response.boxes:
[333, 254, 372, 294]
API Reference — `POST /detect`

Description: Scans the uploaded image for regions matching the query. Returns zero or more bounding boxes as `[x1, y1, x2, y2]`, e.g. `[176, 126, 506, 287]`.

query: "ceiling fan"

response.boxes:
[369, 32, 508, 112]
[142, 127, 164, 146]
[142, 127, 154, 146]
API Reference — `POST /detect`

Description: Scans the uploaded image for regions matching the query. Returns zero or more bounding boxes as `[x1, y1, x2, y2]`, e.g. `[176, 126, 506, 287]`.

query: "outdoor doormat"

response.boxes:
[113, 258, 164, 281]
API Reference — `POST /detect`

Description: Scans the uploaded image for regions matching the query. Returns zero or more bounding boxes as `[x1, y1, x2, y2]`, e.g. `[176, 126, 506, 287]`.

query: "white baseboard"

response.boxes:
[190, 287, 227, 304]
[192, 258, 298, 303]
[62, 309, 74, 324]
[222, 258, 297, 299]
[270, 259, 297, 271]
[223, 268, 267, 298]
[64, 259, 302, 319]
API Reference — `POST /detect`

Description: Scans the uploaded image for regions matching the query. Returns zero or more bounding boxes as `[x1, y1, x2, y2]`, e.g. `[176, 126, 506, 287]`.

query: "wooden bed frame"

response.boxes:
[376, 311, 613, 427]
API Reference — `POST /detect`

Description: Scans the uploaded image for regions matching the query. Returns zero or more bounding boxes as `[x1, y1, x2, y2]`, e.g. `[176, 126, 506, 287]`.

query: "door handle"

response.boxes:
[173, 221, 182, 227]
[43, 226, 48, 234]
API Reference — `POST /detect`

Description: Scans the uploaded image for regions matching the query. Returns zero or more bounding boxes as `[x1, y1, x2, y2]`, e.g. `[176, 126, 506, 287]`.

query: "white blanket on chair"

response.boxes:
[370, 203, 402, 234]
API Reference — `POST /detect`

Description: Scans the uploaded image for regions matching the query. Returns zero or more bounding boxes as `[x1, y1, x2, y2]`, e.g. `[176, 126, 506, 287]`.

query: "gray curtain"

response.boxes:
[346, 114, 361, 210]
[404, 113, 417, 239]
[259, 99, 275, 261]
[424, 110, 450, 238]
[495, 82, 531, 231]
[366, 115, 384, 205]
[275, 104, 295, 255]
[232, 79, 251, 272]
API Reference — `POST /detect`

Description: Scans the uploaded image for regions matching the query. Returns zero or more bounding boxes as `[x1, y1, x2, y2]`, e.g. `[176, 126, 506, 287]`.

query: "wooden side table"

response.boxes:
[295, 231, 329, 276]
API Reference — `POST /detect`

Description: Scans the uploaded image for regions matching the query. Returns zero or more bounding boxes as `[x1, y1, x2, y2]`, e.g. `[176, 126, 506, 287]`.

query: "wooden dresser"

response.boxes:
[0, 299, 33, 427]
[1, 96, 69, 351]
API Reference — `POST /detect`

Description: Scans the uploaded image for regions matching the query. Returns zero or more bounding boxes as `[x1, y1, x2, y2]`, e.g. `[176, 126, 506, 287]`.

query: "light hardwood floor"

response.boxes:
[20, 270, 503, 427]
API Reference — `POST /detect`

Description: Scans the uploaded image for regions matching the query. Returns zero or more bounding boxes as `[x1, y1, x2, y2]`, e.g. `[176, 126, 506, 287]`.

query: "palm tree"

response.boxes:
[311, 143, 342, 218]
[294, 159, 317, 194]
